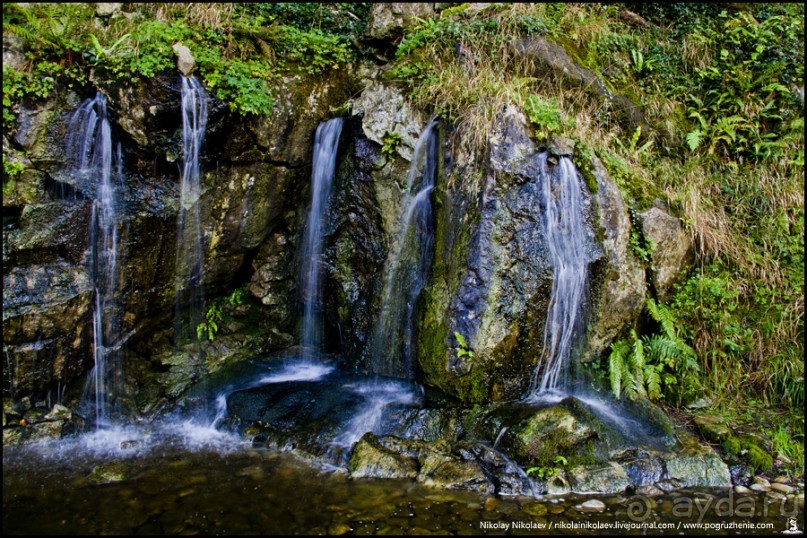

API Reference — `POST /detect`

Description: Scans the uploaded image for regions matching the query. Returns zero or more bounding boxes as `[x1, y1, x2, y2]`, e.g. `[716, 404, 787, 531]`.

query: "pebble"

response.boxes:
[484, 498, 500, 511]
[770, 483, 795, 494]
[750, 483, 769, 493]
[774, 475, 790, 484]
[328, 523, 351, 535]
[521, 502, 547, 517]
[734, 486, 751, 495]
[753, 477, 771, 487]
[576, 499, 606, 512]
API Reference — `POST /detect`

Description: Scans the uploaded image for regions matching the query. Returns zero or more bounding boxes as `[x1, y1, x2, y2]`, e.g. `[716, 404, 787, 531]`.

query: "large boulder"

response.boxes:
[349, 433, 419, 479]
[417, 105, 603, 401]
[365, 3, 437, 41]
[582, 155, 646, 362]
[352, 81, 426, 161]
[511, 36, 649, 134]
[639, 206, 694, 301]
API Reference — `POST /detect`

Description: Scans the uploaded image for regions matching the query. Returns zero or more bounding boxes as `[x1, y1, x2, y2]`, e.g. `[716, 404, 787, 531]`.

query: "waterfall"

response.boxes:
[369, 121, 439, 378]
[298, 118, 344, 359]
[69, 93, 123, 427]
[174, 75, 208, 343]
[530, 153, 590, 396]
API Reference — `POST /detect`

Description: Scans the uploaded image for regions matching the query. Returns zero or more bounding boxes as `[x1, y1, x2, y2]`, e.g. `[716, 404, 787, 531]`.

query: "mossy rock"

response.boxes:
[693, 414, 732, 444]
[745, 444, 774, 473]
[89, 461, 132, 484]
[349, 433, 419, 479]
[722, 436, 742, 456]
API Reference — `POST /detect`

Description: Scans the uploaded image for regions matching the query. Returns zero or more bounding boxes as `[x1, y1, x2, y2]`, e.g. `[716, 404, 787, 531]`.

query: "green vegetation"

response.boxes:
[526, 456, 567, 480]
[390, 5, 803, 446]
[453, 331, 474, 360]
[196, 286, 250, 342]
[607, 299, 700, 405]
[2, 2, 369, 127]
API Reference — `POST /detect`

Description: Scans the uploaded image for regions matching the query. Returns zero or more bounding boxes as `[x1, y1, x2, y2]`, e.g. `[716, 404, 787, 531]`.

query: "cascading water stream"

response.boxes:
[298, 118, 344, 360]
[69, 93, 123, 428]
[174, 75, 208, 343]
[369, 120, 439, 378]
[529, 153, 591, 397]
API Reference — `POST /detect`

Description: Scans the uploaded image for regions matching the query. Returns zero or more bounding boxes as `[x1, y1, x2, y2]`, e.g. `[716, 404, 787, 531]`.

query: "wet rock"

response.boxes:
[546, 473, 571, 495]
[576, 499, 606, 512]
[172, 43, 196, 76]
[583, 154, 646, 362]
[617, 449, 665, 487]
[44, 404, 71, 421]
[637, 485, 665, 496]
[89, 461, 132, 483]
[328, 523, 352, 535]
[639, 207, 694, 301]
[28, 420, 64, 441]
[249, 71, 356, 167]
[417, 441, 493, 493]
[521, 502, 548, 516]
[419, 104, 602, 401]
[664, 449, 732, 487]
[548, 136, 575, 157]
[349, 433, 419, 479]
[365, 3, 436, 40]
[693, 414, 731, 444]
[568, 462, 631, 494]
[506, 404, 596, 466]
[3, 260, 93, 397]
[729, 464, 753, 486]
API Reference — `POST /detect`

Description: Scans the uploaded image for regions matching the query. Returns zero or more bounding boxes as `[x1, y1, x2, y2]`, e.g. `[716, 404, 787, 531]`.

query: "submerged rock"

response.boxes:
[89, 461, 132, 484]
[576, 499, 607, 512]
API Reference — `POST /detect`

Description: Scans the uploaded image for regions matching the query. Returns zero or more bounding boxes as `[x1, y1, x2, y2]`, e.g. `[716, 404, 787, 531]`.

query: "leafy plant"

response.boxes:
[381, 131, 403, 158]
[524, 94, 567, 140]
[454, 331, 475, 359]
[526, 456, 567, 480]
[608, 299, 700, 404]
[196, 286, 250, 341]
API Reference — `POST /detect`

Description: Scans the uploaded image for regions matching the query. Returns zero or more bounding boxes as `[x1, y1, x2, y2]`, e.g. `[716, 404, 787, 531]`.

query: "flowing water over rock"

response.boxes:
[529, 153, 592, 396]
[69, 93, 124, 428]
[299, 118, 344, 359]
[369, 120, 439, 378]
[174, 75, 208, 342]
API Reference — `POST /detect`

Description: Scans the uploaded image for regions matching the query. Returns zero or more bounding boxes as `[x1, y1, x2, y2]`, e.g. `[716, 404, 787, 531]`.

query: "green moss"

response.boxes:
[573, 143, 598, 195]
[745, 444, 774, 473]
[722, 436, 741, 456]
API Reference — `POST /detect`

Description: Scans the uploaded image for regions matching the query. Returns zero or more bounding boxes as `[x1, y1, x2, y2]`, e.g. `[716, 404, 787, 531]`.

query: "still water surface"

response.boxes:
[3, 426, 801, 535]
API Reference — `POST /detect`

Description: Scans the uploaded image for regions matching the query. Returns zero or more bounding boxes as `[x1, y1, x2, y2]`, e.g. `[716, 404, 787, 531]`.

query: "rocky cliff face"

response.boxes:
[3, 34, 694, 416]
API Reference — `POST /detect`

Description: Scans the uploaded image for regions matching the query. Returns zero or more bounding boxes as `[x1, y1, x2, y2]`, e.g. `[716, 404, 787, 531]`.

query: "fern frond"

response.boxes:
[608, 339, 630, 399]
[645, 298, 677, 339]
